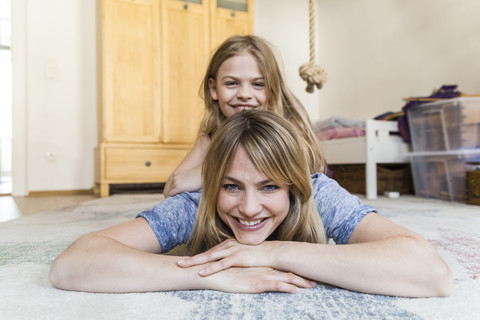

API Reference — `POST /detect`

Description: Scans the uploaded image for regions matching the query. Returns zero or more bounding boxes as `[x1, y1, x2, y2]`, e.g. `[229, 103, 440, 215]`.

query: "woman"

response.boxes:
[50, 111, 452, 297]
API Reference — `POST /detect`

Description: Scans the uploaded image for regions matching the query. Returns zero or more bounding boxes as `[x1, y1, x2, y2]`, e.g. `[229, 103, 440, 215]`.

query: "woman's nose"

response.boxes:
[239, 191, 262, 217]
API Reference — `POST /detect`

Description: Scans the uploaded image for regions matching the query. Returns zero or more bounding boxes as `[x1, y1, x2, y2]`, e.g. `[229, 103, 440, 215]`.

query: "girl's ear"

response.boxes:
[208, 78, 218, 101]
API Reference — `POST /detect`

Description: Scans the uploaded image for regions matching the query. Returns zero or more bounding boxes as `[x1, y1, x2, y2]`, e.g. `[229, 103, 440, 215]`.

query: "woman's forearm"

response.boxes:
[49, 233, 204, 293]
[49, 233, 314, 294]
[273, 237, 452, 297]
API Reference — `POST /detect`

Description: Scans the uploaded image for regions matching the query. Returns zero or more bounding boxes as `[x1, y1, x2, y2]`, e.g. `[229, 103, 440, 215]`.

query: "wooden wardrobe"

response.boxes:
[95, 0, 254, 197]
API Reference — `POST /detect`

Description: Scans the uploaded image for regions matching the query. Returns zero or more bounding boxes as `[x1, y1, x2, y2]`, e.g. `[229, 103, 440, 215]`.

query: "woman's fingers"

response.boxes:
[219, 267, 317, 294]
[177, 247, 231, 268]
[178, 240, 275, 277]
[177, 239, 243, 268]
[283, 272, 317, 290]
[255, 269, 317, 293]
[198, 257, 235, 276]
[178, 253, 238, 276]
[259, 280, 300, 293]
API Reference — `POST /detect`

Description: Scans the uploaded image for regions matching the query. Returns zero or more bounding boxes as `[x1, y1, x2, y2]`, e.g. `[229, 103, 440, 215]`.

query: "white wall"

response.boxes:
[13, 0, 97, 193]
[12, 0, 480, 193]
[254, 0, 322, 121]
[256, 0, 480, 121]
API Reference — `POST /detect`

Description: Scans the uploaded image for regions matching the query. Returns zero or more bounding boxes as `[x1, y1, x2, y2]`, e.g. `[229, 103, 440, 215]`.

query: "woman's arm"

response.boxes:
[49, 218, 190, 292]
[274, 213, 453, 297]
[178, 213, 453, 297]
[163, 134, 211, 198]
[49, 218, 314, 293]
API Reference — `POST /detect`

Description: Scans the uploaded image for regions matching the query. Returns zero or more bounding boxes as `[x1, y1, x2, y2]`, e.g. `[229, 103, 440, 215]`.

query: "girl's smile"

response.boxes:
[216, 146, 290, 245]
[208, 52, 268, 118]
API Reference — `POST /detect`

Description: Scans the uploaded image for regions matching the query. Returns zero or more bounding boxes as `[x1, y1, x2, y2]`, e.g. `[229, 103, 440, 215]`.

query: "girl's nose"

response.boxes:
[237, 84, 252, 100]
[239, 191, 262, 217]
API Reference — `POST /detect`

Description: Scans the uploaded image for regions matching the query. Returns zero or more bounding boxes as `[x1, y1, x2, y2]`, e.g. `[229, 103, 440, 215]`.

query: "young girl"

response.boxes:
[163, 35, 325, 198]
[50, 111, 452, 297]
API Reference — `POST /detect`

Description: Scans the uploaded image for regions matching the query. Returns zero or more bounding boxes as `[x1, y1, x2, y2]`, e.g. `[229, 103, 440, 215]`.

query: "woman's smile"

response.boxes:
[235, 217, 269, 230]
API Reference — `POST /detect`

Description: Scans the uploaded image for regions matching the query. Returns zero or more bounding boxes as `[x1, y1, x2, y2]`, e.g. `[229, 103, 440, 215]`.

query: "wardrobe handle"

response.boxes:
[145, 161, 152, 167]
[231, 11, 236, 17]
[184, 3, 188, 9]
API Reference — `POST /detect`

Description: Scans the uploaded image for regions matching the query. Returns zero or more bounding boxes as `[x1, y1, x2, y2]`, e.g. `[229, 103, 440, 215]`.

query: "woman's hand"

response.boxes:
[205, 266, 316, 294]
[178, 239, 280, 276]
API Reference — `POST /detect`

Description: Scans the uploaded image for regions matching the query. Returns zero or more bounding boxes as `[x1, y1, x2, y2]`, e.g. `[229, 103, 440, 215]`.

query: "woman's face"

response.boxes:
[216, 145, 290, 245]
[208, 52, 268, 118]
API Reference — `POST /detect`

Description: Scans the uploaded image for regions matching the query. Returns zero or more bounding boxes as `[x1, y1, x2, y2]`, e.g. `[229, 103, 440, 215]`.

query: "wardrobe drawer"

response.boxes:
[105, 147, 188, 181]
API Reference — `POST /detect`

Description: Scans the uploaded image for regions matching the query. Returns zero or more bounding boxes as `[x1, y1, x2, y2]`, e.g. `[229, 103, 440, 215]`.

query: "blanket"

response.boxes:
[1, 194, 479, 320]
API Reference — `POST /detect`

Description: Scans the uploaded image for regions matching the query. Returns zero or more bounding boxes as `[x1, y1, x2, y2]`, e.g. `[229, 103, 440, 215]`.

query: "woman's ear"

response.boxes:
[208, 78, 218, 101]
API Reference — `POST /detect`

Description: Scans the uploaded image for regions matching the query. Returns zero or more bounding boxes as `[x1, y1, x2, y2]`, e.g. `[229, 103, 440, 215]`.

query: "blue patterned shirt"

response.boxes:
[137, 173, 376, 252]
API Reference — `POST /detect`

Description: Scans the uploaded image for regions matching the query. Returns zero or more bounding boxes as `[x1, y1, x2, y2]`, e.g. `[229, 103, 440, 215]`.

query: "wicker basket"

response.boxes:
[467, 170, 480, 205]
[329, 164, 414, 195]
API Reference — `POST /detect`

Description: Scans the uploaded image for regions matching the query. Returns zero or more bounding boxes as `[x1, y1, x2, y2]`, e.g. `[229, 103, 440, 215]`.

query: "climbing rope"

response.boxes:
[299, 0, 327, 93]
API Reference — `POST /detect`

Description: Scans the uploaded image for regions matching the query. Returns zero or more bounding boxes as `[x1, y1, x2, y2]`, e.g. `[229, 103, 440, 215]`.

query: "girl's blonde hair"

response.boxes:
[199, 35, 326, 174]
[189, 110, 326, 255]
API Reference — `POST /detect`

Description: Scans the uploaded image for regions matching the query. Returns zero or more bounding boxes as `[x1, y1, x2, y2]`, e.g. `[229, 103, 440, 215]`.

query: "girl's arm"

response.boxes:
[178, 213, 453, 297]
[49, 218, 314, 293]
[163, 134, 211, 198]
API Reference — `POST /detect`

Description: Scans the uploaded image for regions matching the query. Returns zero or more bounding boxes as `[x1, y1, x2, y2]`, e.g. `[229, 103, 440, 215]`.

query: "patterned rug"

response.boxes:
[1, 194, 479, 320]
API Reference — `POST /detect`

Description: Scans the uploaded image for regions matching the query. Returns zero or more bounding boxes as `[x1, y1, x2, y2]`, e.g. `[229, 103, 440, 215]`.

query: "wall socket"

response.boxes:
[44, 59, 57, 80]
[45, 151, 57, 162]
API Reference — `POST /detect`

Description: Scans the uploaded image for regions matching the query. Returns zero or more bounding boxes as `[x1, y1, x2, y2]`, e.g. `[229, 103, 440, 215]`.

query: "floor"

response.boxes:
[0, 176, 165, 223]
[0, 176, 12, 194]
[0, 192, 98, 223]
[0, 175, 99, 222]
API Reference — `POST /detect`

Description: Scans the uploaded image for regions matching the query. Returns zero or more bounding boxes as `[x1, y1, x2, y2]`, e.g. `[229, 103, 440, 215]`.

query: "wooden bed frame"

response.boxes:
[320, 119, 411, 199]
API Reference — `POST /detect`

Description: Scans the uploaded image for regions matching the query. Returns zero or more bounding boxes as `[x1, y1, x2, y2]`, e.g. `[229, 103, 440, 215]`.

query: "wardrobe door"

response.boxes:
[210, 0, 254, 49]
[161, 0, 209, 144]
[102, 0, 161, 143]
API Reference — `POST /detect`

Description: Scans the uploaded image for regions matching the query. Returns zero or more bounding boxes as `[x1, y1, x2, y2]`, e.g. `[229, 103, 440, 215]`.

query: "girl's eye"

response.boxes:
[253, 81, 265, 88]
[262, 184, 280, 192]
[222, 184, 239, 191]
[225, 81, 237, 87]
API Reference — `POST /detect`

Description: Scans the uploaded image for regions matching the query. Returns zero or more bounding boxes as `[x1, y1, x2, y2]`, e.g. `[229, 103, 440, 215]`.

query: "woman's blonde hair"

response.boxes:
[188, 110, 326, 255]
[199, 34, 326, 174]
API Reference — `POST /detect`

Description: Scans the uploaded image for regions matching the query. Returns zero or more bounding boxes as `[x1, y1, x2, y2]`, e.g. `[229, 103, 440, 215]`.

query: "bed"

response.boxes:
[320, 119, 411, 199]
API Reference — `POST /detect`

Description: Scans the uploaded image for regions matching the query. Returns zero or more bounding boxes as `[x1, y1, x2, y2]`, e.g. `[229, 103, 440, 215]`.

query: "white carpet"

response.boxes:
[1, 194, 479, 320]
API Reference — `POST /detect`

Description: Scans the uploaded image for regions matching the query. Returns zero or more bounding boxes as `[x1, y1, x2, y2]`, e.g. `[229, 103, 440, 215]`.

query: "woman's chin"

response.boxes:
[234, 235, 265, 246]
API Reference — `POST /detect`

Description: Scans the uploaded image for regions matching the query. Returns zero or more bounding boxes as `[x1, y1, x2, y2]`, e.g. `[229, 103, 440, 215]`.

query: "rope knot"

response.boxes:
[299, 63, 328, 93]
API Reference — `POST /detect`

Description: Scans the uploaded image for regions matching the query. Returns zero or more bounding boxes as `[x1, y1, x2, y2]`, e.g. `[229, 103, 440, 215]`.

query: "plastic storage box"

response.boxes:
[410, 150, 480, 201]
[407, 97, 480, 152]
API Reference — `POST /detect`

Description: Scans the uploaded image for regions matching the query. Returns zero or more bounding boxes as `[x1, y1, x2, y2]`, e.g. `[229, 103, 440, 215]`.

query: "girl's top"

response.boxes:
[137, 173, 376, 252]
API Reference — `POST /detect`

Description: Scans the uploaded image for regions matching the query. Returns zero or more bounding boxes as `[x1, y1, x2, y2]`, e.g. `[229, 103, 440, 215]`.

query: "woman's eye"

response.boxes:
[263, 185, 280, 192]
[222, 184, 239, 191]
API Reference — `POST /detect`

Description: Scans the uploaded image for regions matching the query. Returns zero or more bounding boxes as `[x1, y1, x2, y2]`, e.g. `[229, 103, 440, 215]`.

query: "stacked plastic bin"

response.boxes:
[407, 97, 480, 202]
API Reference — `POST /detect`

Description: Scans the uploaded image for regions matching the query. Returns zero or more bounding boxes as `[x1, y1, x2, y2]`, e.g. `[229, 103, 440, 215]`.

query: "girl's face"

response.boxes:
[216, 145, 290, 245]
[208, 52, 268, 118]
